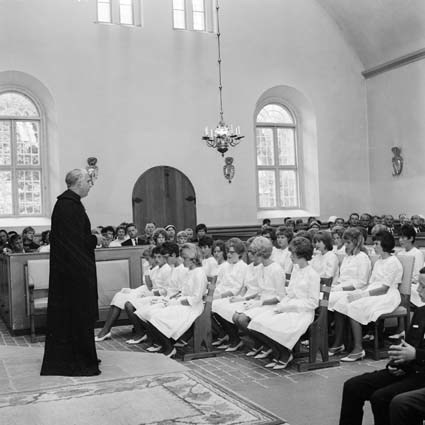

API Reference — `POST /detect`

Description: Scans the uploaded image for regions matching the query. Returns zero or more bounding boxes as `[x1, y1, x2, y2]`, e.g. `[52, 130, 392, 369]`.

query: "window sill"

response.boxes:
[0, 217, 51, 230]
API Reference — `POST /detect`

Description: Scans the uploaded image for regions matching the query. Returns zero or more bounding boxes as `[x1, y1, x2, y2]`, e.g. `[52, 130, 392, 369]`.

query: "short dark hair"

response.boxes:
[198, 235, 214, 248]
[161, 241, 179, 257]
[400, 224, 416, 243]
[195, 223, 208, 233]
[419, 267, 425, 275]
[289, 237, 314, 261]
[262, 218, 271, 226]
[372, 230, 395, 253]
[101, 225, 115, 235]
[313, 230, 333, 251]
[152, 246, 162, 256]
[212, 240, 227, 260]
[261, 226, 276, 241]
[125, 223, 136, 231]
[276, 226, 294, 242]
[295, 230, 312, 241]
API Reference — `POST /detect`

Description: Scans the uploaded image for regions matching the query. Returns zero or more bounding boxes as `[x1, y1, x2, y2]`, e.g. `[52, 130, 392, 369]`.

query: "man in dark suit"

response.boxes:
[121, 223, 147, 246]
[339, 267, 425, 425]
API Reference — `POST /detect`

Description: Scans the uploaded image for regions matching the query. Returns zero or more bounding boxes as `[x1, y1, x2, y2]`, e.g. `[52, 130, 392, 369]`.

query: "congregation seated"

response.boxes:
[339, 267, 425, 425]
[195, 223, 208, 242]
[6, 234, 25, 253]
[0, 229, 9, 252]
[331, 230, 402, 362]
[152, 227, 168, 246]
[176, 230, 188, 246]
[38, 230, 51, 253]
[331, 225, 346, 257]
[165, 224, 176, 242]
[121, 223, 147, 246]
[22, 226, 40, 253]
[108, 225, 127, 247]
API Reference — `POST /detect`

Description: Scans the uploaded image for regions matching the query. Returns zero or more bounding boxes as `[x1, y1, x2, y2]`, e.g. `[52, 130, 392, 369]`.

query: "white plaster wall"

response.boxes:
[367, 60, 425, 216]
[0, 0, 369, 227]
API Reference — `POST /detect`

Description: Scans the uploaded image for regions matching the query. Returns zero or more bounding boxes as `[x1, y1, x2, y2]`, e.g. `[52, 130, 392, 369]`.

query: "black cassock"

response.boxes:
[41, 189, 100, 376]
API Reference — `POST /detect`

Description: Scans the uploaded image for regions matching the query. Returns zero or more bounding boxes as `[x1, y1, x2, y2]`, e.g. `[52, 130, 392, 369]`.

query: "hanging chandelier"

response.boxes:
[202, 0, 244, 157]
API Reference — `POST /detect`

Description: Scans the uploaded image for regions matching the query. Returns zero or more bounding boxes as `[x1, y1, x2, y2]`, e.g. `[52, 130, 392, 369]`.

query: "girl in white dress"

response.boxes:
[211, 238, 248, 347]
[199, 235, 219, 281]
[328, 227, 371, 356]
[271, 226, 293, 275]
[331, 225, 347, 263]
[333, 230, 402, 361]
[397, 224, 425, 307]
[211, 237, 263, 348]
[94, 246, 154, 341]
[145, 243, 208, 357]
[311, 231, 339, 286]
[248, 236, 320, 369]
[231, 236, 286, 353]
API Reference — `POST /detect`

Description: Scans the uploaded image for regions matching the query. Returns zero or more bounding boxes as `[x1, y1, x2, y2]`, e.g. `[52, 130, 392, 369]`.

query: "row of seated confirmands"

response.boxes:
[93, 223, 423, 374]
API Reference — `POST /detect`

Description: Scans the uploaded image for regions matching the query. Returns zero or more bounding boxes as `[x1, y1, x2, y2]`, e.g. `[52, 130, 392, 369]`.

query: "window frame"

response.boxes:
[118, 0, 135, 26]
[0, 90, 46, 218]
[97, 0, 113, 23]
[172, 0, 213, 32]
[255, 103, 301, 211]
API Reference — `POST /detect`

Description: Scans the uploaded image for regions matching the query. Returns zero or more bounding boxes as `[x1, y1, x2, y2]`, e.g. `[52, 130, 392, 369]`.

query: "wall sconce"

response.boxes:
[223, 157, 235, 183]
[391, 147, 403, 176]
[86, 157, 99, 184]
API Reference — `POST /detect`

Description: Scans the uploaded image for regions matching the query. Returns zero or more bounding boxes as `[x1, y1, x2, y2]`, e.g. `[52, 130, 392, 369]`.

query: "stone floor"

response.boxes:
[0, 319, 385, 425]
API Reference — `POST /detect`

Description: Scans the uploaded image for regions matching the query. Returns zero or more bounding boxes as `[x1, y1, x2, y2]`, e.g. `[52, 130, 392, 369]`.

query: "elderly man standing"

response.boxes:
[41, 169, 102, 376]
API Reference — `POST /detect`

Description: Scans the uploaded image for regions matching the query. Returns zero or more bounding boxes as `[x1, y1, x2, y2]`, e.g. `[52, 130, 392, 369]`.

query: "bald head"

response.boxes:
[65, 169, 92, 198]
[65, 169, 87, 188]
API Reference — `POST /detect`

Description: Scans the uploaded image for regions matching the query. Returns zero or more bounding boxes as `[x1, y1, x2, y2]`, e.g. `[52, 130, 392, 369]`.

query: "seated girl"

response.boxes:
[125, 242, 189, 347]
[332, 230, 402, 361]
[331, 225, 346, 258]
[248, 236, 320, 369]
[152, 228, 168, 246]
[328, 227, 371, 355]
[310, 231, 339, 286]
[211, 237, 262, 348]
[143, 243, 208, 357]
[397, 224, 425, 308]
[94, 245, 170, 342]
[271, 226, 293, 275]
[228, 236, 286, 353]
[199, 235, 219, 282]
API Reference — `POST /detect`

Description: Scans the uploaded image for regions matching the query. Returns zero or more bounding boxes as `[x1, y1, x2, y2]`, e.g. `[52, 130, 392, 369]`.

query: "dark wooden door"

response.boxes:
[132, 166, 197, 232]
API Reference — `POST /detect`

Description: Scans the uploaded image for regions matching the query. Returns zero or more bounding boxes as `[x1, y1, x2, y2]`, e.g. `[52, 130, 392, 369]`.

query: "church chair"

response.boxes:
[25, 259, 50, 343]
[294, 277, 340, 371]
[183, 276, 221, 361]
[368, 255, 414, 360]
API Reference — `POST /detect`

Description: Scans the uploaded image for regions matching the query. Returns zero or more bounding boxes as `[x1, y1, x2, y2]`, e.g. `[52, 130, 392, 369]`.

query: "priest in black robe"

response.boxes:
[41, 168, 102, 376]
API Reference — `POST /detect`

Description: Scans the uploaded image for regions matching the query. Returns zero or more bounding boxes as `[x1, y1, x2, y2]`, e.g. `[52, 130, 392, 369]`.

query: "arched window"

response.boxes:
[256, 104, 299, 209]
[0, 92, 43, 216]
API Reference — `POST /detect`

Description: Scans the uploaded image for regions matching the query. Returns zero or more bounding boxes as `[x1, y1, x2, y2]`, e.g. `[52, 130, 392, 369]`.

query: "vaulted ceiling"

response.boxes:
[317, 0, 425, 69]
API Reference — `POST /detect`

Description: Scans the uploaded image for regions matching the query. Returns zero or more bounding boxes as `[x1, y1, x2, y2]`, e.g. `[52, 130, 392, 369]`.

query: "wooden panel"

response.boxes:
[0, 247, 145, 334]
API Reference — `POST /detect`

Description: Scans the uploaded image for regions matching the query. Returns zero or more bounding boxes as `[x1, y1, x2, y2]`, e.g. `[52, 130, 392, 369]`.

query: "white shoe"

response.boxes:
[212, 335, 229, 347]
[273, 354, 293, 370]
[254, 348, 272, 359]
[146, 344, 163, 353]
[164, 348, 177, 358]
[225, 341, 244, 352]
[126, 335, 147, 344]
[95, 332, 111, 342]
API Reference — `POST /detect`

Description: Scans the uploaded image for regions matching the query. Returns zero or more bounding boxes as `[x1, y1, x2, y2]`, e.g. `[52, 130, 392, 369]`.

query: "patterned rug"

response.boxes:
[0, 371, 286, 425]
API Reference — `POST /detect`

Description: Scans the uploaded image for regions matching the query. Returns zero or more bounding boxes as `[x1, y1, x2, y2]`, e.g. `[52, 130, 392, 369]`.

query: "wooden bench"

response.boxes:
[294, 276, 340, 371]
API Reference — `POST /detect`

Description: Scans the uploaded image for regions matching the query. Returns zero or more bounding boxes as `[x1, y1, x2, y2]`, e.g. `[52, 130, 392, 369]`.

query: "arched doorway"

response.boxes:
[132, 166, 197, 232]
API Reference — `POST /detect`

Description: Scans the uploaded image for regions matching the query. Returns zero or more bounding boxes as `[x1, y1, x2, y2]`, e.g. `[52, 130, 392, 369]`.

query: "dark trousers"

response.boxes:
[390, 387, 425, 425]
[249, 329, 290, 361]
[339, 369, 425, 425]
[213, 313, 240, 345]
